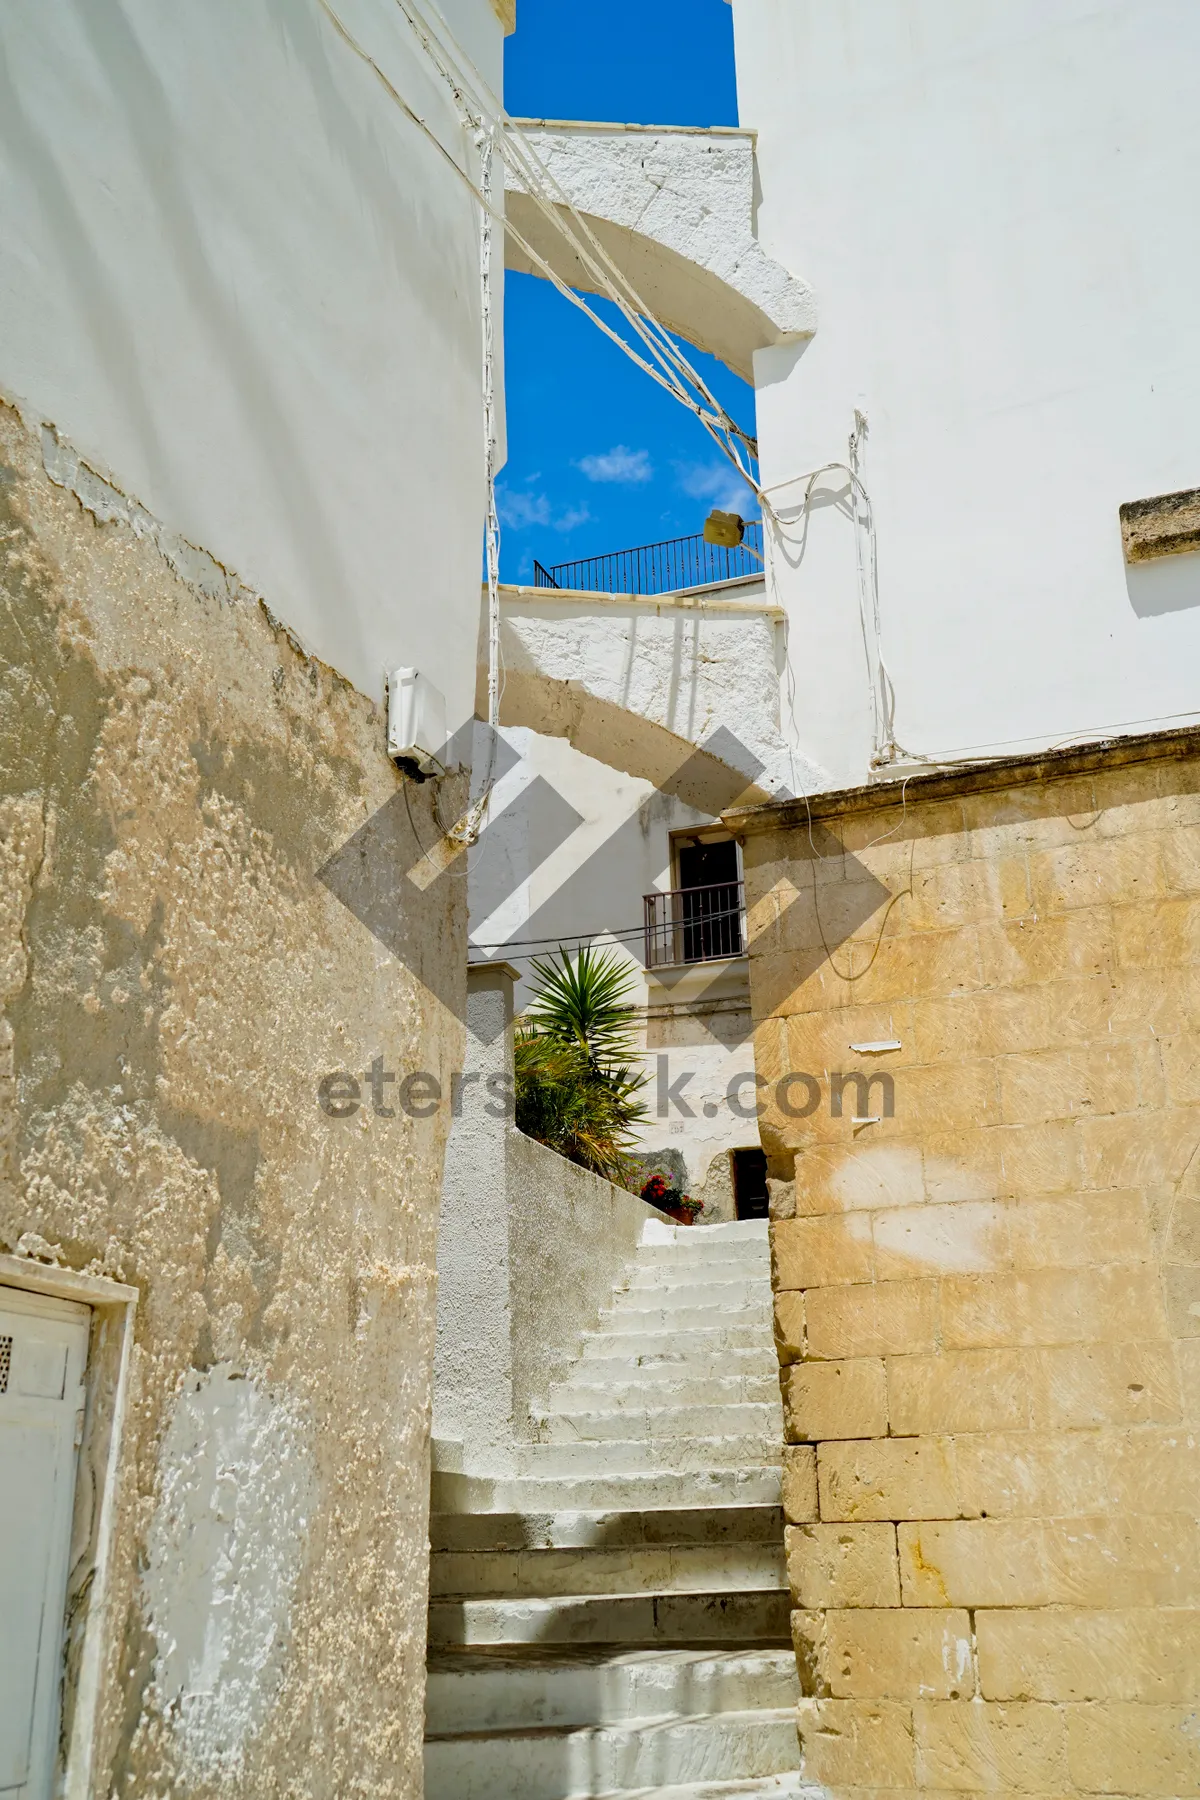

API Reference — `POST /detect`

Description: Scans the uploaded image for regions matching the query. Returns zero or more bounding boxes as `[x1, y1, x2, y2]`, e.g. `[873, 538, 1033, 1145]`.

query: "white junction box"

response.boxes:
[386, 667, 447, 775]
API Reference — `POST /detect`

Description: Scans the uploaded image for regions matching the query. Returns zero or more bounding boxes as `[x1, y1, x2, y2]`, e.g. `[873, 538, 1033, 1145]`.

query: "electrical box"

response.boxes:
[386, 667, 447, 776]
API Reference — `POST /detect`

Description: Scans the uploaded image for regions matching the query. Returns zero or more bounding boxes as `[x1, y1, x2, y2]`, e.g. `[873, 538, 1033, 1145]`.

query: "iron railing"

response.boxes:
[533, 524, 763, 597]
[644, 881, 745, 969]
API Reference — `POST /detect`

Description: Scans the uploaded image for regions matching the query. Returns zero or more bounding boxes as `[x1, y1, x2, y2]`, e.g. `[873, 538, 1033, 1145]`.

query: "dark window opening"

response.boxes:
[677, 837, 742, 962]
[732, 1147, 769, 1220]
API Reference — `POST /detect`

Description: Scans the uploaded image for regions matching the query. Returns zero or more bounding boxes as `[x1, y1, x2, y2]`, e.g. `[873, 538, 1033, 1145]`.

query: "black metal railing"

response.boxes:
[533, 524, 763, 597]
[644, 881, 745, 969]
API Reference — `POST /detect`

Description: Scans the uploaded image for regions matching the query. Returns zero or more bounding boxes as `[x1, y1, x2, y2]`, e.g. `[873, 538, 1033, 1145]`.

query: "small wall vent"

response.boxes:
[0, 1334, 11, 1392]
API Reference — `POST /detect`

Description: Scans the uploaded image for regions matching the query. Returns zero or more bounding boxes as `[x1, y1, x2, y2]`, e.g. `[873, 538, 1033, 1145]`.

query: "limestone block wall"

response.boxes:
[0, 396, 465, 1797]
[732, 733, 1200, 1798]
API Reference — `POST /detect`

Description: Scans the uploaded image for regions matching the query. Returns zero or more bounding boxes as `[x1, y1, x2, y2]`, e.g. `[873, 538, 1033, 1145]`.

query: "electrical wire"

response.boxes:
[389, 0, 761, 472]
[315, 0, 761, 502]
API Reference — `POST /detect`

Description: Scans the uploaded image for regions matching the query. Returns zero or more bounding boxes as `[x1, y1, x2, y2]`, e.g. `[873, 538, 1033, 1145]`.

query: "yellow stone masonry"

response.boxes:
[731, 731, 1200, 1799]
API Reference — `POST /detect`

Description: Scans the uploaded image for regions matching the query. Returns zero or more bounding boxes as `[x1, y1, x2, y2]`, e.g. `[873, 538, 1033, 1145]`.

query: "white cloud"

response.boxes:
[498, 488, 551, 529]
[497, 487, 590, 534]
[673, 460, 756, 516]
[577, 445, 653, 484]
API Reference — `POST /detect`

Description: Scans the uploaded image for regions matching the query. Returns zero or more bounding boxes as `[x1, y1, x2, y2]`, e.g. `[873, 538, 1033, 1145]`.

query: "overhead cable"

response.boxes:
[316, 0, 761, 502]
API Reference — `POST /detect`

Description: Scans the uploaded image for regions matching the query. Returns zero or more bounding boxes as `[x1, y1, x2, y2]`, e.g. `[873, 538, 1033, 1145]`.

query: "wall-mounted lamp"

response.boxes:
[703, 509, 745, 548]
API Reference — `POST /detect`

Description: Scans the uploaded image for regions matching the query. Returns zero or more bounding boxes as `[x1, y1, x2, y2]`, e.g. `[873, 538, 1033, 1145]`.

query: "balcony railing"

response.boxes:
[644, 881, 745, 969]
[533, 524, 763, 597]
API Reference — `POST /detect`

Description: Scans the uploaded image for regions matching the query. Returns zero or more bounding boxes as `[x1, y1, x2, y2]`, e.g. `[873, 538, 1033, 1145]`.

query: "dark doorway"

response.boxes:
[732, 1147, 769, 1220]
[677, 836, 742, 962]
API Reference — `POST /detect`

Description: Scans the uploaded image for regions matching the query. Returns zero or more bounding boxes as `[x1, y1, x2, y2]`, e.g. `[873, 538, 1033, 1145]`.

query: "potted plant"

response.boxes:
[640, 1173, 702, 1226]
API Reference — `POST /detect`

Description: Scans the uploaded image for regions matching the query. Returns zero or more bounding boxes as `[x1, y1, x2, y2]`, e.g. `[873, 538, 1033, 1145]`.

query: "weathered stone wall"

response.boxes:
[735, 736, 1200, 1797]
[0, 396, 465, 1797]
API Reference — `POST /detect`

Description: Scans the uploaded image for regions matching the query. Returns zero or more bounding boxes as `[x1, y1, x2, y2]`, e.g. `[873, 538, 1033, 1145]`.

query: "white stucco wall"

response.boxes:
[489, 581, 821, 801]
[434, 965, 655, 1473]
[144, 1367, 313, 1780]
[733, 0, 1200, 789]
[0, 0, 503, 727]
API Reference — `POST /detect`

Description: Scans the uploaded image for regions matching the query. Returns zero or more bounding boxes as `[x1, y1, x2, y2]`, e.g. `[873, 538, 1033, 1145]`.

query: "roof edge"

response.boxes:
[724, 722, 1200, 835]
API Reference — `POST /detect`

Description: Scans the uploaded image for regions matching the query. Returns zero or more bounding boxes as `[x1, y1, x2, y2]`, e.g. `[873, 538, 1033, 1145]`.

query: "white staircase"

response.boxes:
[425, 1218, 812, 1800]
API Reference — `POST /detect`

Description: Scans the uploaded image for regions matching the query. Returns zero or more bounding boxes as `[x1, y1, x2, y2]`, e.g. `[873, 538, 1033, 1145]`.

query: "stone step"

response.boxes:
[602, 1780, 815, 1800]
[631, 1246, 769, 1271]
[423, 1707, 799, 1800]
[429, 1540, 786, 1599]
[613, 1280, 767, 1311]
[569, 1346, 774, 1382]
[511, 1437, 781, 1479]
[579, 1328, 774, 1363]
[539, 1404, 779, 1445]
[429, 1507, 787, 1555]
[427, 1589, 792, 1649]
[424, 1218, 794, 1797]
[639, 1220, 769, 1248]
[549, 1375, 780, 1410]
[629, 1241, 768, 1266]
[431, 1466, 783, 1515]
[595, 1305, 773, 1336]
[425, 1645, 799, 1735]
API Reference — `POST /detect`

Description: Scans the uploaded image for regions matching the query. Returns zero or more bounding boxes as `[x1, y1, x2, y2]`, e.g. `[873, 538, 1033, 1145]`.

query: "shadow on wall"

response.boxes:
[1126, 550, 1200, 618]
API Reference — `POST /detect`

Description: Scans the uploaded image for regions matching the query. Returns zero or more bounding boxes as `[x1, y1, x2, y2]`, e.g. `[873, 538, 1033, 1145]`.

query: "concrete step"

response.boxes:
[579, 1328, 774, 1363]
[423, 1707, 799, 1800]
[427, 1588, 792, 1649]
[548, 1375, 780, 1410]
[613, 1280, 767, 1311]
[511, 1437, 781, 1479]
[569, 1346, 775, 1383]
[425, 1645, 798, 1734]
[631, 1250, 769, 1275]
[540, 1404, 779, 1445]
[429, 1540, 786, 1599]
[424, 1216, 795, 1799]
[623, 1265, 767, 1290]
[601, 1780, 815, 1800]
[431, 1467, 784, 1514]
[572, 1346, 773, 1368]
[639, 1220, 769, 1249]
[595, 1305, 772, 1336]
[430, 1507, 787, 1555]
[636, 1231, 770, 1260]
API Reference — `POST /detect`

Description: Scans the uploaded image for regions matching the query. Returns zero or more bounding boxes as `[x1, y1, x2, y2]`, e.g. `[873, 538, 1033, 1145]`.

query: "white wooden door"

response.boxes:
[0, 1288, 90, 1800]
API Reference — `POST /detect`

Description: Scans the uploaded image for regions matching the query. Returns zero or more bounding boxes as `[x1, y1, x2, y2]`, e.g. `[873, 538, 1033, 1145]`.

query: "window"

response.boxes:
[675, 833, 743, 963]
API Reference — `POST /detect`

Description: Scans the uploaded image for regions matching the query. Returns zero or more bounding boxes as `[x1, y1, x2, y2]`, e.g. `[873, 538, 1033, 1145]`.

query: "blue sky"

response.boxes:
[499, 0, 757, 584]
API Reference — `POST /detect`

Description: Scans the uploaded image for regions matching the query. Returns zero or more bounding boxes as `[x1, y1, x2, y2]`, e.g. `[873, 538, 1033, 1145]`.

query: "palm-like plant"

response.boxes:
[523, 946, 642, 1067]
[515, 947, 649, 1182]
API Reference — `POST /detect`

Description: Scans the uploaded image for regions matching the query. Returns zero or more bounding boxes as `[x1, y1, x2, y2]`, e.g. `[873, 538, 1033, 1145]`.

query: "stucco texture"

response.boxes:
[0, 397, 466, 1797]
[434, 964, 655, 1472]
[734, 739, 1200, 1795]
[504, 124, 814, 380]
